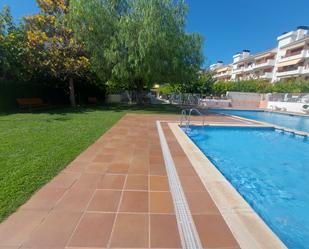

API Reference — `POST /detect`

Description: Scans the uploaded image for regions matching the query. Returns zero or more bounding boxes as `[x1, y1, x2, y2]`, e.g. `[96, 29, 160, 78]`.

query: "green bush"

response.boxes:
[272, 79, 309, 93]
[212, 79, 309, 95]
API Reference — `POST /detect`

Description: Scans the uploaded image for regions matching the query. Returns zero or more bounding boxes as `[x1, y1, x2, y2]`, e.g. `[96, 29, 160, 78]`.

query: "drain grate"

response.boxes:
[156, 121, 203, 249]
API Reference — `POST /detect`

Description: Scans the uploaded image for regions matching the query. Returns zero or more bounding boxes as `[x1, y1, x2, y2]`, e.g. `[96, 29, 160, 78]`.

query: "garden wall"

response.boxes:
[226, 92, 263, 109]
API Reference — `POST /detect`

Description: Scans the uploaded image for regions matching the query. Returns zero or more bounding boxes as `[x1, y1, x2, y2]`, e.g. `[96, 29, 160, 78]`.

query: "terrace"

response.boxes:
[0, 107, 287, 249]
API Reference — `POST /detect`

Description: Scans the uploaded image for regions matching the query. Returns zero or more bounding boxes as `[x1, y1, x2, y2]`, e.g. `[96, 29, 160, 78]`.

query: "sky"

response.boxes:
[1, 0, 309, 67]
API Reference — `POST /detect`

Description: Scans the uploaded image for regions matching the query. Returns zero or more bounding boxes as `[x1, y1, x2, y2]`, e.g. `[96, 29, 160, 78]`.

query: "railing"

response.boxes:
[233, 67, 244, 74]
[267, 93, 309, 103]
[252, 59, 275, 69]
[170, 93, 201, 106]
[276, 66, 303, 77]
[260, 72, 274, 79]
[280, 50, 309, 61]
[180, 108, 206, 131]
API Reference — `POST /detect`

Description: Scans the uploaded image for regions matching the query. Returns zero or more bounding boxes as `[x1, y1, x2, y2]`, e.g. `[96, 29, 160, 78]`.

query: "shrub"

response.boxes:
[212, 79, 309, 95]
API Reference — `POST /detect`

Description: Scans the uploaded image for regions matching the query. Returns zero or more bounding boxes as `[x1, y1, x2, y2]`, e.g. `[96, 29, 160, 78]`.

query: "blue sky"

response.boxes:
[1, 0, 309, 66]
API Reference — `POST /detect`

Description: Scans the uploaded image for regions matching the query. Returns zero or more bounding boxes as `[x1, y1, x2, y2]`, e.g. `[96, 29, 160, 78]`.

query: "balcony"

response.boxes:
[280, 50, 309, 62]
[252, 59, 275, 70]
[276, 67, 303, 77]
[303, 66, 309, 75]
[260, 72, 274, 79]
[233, 67, 244, 74]
[244, 65, 254, 72]
[214, 71, 232, 79]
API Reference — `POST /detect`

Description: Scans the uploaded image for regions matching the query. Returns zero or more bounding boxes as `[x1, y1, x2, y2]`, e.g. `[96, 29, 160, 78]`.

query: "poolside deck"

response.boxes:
[0, 113, 260, 249]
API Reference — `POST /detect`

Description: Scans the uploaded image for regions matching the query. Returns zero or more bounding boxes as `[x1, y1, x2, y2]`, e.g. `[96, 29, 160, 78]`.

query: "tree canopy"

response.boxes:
[24, 0, 91, 106]
[69, 0, 204, 102]
[0, 6, 30, 83]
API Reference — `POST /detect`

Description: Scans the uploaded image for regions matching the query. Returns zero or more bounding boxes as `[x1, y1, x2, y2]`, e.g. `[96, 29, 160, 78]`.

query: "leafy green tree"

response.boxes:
[0, 6, 30, 83]
[24, 0, 90, 107]
[69, 0, 204, 103]
[180, 70, 215, 94]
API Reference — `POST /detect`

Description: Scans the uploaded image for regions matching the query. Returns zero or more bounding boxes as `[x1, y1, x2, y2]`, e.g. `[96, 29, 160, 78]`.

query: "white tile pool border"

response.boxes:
[214, 110, 309, 137]
[168, 122, 288, 249]
[156, 121, 203, 249]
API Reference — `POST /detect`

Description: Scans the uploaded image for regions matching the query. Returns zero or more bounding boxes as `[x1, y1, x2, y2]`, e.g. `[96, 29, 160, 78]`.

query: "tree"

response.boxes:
[24, 0, 90, 107]
[69, 0, 204, 103]
[181, 70, 215, 94]
[0, 6, 30, 83]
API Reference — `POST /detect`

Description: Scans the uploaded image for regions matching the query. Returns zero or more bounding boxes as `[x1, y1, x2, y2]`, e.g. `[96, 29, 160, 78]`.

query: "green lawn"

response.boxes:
[0, 104, 179, 221]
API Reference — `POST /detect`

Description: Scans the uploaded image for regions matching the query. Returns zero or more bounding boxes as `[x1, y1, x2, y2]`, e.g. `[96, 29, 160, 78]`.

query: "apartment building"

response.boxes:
[210, 26, 309, 83]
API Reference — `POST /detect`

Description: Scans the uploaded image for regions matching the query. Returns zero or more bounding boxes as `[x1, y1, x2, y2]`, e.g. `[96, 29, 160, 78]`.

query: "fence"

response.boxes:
[266, 93, 309, 103]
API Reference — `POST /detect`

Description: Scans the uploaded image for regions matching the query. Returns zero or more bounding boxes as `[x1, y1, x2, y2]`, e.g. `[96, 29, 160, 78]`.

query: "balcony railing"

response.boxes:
[303, 66, 309, 75]
[214, 71, 232, 78]
[276, 66, 303, 77]
[280, 50, 309, 62]
[260, 72, 273, 79]
[244, 65, 254, 72]
[233, 67, 244, 74]
[252, 59, 275, 69]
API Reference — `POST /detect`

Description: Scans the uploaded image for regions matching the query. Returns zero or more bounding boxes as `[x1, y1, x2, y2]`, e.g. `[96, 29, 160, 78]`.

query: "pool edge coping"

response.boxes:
[221, 113, 309, 137]
[168, 122, 288, 249]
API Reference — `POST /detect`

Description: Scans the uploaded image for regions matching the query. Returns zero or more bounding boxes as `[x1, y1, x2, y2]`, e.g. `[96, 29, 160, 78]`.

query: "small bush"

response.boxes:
[212, 79, 309, 95]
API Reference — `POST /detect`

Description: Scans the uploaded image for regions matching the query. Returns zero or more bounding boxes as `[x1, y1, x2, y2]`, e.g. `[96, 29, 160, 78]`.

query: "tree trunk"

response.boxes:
[69, 77, 76, 107]
[136, 79, 144, 105]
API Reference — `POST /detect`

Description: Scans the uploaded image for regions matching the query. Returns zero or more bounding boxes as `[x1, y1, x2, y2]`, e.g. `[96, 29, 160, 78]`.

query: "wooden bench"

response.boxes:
[88, 97, 98, 105]
[17, 98, 47, 110]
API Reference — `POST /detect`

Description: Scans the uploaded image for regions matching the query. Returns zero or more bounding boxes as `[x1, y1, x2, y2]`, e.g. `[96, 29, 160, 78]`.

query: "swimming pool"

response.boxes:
[185, 126, 309, 249]
[211, 109, 309, 133]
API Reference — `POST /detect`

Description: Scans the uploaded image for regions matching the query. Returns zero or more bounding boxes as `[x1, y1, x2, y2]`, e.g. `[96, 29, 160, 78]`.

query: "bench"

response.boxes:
[88, 97, 98, 105]
[17, 98, 47, 110]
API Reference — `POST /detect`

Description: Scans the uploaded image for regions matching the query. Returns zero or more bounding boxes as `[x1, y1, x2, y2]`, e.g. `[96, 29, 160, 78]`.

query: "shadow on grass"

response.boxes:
[0, 103, 181, 117]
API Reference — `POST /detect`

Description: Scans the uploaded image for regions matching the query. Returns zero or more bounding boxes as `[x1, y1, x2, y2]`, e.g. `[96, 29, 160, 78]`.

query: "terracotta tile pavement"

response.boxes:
[0, 113, 247, 248]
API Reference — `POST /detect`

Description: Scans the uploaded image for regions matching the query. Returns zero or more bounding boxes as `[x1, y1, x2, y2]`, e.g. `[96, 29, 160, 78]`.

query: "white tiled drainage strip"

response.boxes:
[156, 121, 203, 249]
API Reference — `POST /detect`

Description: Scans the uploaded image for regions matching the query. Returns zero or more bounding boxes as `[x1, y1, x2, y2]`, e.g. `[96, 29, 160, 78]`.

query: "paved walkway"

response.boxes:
[0, 113, 250, 249]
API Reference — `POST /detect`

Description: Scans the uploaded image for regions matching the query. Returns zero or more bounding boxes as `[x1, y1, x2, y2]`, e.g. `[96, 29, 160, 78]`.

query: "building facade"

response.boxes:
[210, 26, 309, 83]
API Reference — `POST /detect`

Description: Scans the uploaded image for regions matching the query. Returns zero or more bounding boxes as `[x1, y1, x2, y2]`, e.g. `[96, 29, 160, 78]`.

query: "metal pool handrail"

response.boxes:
[180, 108, 205, 130]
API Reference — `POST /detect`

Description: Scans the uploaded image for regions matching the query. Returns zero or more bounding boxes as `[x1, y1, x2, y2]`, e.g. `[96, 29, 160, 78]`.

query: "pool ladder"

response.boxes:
[180, 108, 206, 130]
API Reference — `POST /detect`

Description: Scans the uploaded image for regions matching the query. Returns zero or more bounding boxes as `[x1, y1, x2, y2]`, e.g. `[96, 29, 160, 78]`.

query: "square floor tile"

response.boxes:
[176, 166, 197, 176]
[54, 188, 94, 212]
[150, 214, 181, 248]
[149, 163, 166, 176]
[23, 211, 82, 247]
[0, 210, 48, 246]
[125, 175, 148, 191]
[21, 187, 66, 211]
[119, 191, 148, 213]
[87, 190, 121, 212]
[128, 164, 149, 175]
[186, 191, 220, 215]
[85, 163, 108, 174]
[149, 176, 169, 191]
[193, 214, 239, 248]
[68, 213, 115, 248]
[97, 174, 126, 190]
[150, 192, 174, 214]
[179, 176, 205, 192]
[93, 154, 116, 163]
[110, 213, 148, 248]
[107, 163, 130, 174]
[46, 172, 80, 189]
[72, 174, 101, 189]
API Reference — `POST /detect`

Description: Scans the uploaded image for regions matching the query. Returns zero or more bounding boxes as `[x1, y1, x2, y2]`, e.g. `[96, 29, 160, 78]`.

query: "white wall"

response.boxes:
[267, 101, 307, 113]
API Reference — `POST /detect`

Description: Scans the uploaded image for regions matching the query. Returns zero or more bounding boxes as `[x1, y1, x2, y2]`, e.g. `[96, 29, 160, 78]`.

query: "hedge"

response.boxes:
[212, 79, 309, 95]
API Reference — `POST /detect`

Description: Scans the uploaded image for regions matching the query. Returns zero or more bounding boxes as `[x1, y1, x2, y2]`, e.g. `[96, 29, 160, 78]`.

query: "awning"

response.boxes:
[216, 66, 231, 73]
[254, 52, 275, 60]
[276, 59, 302, 68]
[282, 40, 307, 50]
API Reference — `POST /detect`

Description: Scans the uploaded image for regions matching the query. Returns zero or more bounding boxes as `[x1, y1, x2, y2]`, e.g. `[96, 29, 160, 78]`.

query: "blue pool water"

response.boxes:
[185, 126, 309, 248]
[211, 109, 309, 133]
